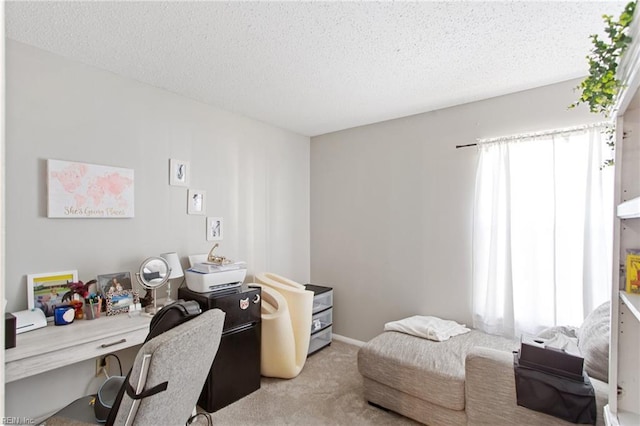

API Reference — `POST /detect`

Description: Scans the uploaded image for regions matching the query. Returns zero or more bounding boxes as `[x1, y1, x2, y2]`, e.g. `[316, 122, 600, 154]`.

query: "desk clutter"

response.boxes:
[22, 269, 141, 328]
[8, 248, 245, 340]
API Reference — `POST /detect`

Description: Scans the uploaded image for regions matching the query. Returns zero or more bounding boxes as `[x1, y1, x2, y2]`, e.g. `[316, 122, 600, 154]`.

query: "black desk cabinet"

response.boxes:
[178, 286, 261, 412]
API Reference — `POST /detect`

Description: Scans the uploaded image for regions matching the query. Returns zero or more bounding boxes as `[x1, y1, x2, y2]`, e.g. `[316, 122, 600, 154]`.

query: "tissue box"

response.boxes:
[519, 335, 584, 381]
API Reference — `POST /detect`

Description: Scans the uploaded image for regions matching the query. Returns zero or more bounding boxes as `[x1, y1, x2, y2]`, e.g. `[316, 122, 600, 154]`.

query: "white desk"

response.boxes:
[5, 314, 151, 383]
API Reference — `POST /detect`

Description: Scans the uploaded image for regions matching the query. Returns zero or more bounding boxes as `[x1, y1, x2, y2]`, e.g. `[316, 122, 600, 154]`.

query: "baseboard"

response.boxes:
[34, 409, 56, 425]
[332, 333, 365, 347]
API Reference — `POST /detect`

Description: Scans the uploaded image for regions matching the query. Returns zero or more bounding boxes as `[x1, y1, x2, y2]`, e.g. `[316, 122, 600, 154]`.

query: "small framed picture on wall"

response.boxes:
[169, 159, 189, 186]
[207, 217, 223, 241]
[188, 189, 206, 215]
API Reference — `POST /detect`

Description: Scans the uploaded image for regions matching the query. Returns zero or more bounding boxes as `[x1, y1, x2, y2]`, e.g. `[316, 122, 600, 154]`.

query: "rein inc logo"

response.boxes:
[3, 417, 35, 425]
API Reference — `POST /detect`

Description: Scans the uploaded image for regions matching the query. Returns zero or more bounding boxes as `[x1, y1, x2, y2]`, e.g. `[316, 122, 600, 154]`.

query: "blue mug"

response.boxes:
[54, 306, 75, 326]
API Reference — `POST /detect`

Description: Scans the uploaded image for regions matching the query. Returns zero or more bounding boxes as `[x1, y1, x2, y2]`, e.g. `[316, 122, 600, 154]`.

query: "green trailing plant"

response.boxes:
[570, 1, 636, 116]
[601, 126, 616, 169]
[600, 128, 630, 170]
[570, 1, 636, 167]
[600, 125, 616, 170]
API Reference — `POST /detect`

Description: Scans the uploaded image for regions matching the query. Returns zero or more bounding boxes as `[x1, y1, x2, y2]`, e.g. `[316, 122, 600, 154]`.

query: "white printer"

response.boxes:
[185, 261, 247, 293]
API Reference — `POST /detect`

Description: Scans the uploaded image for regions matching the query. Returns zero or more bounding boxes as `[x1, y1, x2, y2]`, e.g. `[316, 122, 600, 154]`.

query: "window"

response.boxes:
[472, 124, 613, 337]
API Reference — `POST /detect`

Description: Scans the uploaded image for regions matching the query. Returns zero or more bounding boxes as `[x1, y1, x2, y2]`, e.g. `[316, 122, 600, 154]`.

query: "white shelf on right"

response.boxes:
[618, 409, 640, 426]
[619, 291, 640, 322]
[604, 405, 640, 426]
[617, 196, 640, 219]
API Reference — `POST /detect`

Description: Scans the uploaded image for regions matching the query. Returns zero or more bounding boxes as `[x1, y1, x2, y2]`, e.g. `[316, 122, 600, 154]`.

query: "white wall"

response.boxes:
[1, 3, 6, 417]
[4, 40, 310, 419]
[310, 79, 601, 342]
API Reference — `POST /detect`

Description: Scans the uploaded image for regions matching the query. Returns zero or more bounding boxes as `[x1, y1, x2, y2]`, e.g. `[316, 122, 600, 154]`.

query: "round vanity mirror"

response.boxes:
[135, 256, 171, 314]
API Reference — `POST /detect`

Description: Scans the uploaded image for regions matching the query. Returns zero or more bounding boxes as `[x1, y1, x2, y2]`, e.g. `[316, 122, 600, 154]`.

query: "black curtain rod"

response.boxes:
[455, 143, 477, 149]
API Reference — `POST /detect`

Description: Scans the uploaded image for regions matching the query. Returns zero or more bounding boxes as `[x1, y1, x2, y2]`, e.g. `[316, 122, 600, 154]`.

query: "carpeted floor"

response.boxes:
[205, 340, 419, 425]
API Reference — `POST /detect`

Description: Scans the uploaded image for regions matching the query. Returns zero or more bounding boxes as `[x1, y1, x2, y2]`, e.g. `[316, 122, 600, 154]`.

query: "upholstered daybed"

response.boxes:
[358, 303, 610, 425]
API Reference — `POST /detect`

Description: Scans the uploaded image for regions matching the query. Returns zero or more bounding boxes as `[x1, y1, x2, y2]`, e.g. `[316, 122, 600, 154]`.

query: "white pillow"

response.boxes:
[384, 315, 470, 342]
[536, 325, 578, 340]
[577, 302, 610, 382]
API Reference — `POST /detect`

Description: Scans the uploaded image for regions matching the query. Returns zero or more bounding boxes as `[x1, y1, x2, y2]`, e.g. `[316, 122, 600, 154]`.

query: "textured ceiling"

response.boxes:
[5, 1, 627, 136]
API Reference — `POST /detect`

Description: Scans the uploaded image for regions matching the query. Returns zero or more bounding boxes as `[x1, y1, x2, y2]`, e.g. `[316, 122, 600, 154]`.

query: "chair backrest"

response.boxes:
[112, 308, 225, 425]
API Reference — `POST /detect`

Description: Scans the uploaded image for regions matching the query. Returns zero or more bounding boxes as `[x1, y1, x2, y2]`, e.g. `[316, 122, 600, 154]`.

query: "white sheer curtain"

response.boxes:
[472, 124, 613, 338]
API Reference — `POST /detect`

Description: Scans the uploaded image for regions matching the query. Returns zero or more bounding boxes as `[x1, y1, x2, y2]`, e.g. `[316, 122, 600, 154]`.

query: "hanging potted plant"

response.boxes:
[570, 1, 636, 167]
[571, 1, 636, 116]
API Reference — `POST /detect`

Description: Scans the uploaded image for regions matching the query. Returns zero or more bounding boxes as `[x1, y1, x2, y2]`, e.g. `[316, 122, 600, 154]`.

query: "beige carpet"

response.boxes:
[206, 340, 419, 425]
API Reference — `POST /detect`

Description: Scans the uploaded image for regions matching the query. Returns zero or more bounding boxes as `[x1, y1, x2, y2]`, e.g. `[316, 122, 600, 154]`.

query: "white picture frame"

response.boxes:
[27, 270, 79, 320]
[187, 189, 206, 215]
[169, 159, 189, 186]
[207, 217, 224, 241]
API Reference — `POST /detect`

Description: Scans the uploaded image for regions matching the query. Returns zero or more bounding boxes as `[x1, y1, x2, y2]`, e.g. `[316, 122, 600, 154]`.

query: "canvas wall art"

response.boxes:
[47, 159, 134, 218]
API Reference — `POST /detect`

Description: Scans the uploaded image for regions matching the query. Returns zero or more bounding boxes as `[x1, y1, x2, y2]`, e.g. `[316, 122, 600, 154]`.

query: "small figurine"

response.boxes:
[207, 243, 230, 264]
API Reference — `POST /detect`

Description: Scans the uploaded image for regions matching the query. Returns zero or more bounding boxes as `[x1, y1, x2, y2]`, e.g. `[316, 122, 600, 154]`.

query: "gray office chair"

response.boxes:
[44, 309, 225, 425]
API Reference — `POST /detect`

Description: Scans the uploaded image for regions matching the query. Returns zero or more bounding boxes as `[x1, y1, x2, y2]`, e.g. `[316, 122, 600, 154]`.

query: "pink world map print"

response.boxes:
[47, 159, 134, 218]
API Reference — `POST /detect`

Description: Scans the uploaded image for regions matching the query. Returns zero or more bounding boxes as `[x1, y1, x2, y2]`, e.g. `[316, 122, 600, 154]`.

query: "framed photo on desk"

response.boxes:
[106, 290, 140, 316]
[97, 272, 132, 296]
[27, 270, 78, 320]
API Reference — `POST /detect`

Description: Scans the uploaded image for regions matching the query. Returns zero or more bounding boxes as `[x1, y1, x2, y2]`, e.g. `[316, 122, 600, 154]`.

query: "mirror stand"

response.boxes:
[165, 280, 174, 305]
[144, 283, 159, 315]
[135, 256, 171, 316]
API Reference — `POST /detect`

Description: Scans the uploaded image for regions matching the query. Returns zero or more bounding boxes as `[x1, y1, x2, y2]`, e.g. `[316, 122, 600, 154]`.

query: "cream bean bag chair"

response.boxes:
[253, 284, 296, 377]
[255, 272, 314, 379]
